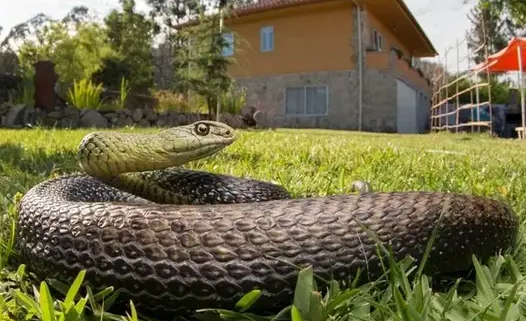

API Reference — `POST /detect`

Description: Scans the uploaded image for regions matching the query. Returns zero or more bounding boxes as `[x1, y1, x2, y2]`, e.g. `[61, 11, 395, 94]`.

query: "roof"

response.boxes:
[177, 0, 437, 56]
[390, 0, 437, 56]
[226, 0, 332, 16]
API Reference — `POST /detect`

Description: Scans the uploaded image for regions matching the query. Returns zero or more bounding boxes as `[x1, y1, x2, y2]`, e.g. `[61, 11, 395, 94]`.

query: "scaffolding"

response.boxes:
[430, 20, 492, 133]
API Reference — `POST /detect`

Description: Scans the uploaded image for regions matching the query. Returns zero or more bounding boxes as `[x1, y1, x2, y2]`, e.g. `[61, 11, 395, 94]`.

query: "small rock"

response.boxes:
[156, 117, 167, 127]
[176, 113, 187, 125]
[60, 117, 79, 128]
[104, 112, 117, 119]
[132, 108, 143, 121]
[80, 110, 108, 128]
[138, 119, 150, 127]
[64, 107, 79, 116]
[147, 112, 158, 121]
[23, 107, 36, 124]
[48, 111, 64, 119]
[143, 107, 154, 118]
[5, 104, 27, 127]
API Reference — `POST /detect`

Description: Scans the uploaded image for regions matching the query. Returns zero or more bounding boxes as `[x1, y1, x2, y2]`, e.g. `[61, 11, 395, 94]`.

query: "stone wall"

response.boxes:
[235, 69, 400, 132]
[362, 69, 397, 132]
[0, 104, 254, 129]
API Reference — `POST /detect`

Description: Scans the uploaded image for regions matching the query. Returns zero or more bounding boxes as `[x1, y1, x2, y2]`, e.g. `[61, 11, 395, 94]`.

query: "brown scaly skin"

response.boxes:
[16, 121, 520, 317]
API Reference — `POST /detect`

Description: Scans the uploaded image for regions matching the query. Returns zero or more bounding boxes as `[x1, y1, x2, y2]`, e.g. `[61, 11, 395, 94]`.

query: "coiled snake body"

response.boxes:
[16, 121, 519, 316]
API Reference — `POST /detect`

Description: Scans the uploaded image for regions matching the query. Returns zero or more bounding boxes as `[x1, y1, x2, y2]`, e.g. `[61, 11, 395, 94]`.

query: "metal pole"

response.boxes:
[519, 45, 525, 139]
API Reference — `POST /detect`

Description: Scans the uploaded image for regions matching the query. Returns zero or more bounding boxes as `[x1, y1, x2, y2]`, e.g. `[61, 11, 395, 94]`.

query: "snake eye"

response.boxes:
[195, 123, 210, 136]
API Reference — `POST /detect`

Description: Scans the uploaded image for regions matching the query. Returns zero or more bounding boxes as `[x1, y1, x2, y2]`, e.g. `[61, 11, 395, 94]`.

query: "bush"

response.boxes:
[67, 77, 130, 111]
[7, 81, 34, 107]
[219, 84, 246, 115]
[152, 89, 205, 113]
[68, 78, 104, 110]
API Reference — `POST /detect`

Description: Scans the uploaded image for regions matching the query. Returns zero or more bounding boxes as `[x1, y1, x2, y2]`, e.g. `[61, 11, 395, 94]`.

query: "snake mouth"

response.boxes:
[164, 137, 234, 167]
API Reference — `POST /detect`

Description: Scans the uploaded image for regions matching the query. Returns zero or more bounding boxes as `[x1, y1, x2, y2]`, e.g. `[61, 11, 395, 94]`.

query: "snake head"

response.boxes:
[159, 120, 236, 165]
[78, 121, 236, 177]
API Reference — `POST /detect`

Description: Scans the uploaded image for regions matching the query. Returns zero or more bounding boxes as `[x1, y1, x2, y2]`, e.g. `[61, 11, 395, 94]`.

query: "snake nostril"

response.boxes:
[225, 130, 231, 136]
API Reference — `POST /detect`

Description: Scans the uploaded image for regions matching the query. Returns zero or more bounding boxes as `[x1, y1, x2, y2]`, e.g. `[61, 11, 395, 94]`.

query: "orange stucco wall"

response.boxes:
[225, 0, 354, 77]
[365, 11, 430, 91]
[224, 1, 430, 91]
[394, 58, 431, 93]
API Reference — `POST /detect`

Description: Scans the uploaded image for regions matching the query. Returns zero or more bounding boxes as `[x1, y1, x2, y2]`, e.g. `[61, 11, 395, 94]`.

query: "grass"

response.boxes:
[1, 126, 526, 321]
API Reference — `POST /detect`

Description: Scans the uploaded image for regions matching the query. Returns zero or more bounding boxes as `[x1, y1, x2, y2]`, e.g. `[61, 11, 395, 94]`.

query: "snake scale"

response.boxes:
[16, 121, 519, 316]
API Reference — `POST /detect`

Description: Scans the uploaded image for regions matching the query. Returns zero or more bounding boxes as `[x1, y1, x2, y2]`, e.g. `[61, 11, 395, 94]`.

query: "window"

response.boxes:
[222, 32, 234, 57]
[260, 26, 274, 52]
[285, 86, 328, 115]
[371, 29, 383, 51]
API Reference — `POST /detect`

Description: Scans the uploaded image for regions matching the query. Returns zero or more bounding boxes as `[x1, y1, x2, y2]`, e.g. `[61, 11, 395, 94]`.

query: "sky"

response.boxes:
[0, 0, 477, 70]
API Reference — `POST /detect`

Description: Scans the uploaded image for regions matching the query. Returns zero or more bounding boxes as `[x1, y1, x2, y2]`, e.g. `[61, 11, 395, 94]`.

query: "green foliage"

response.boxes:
[68, 78, 104, 110]
[145, 0, 206, 36]
[117, 77, 131, 110]
[466, 0, 510, 64]
[16, 16, 115, 88]
[7, 76, 34, 106]
[219, 83, 246, 114]
[174, 11, 234, 117]
[90, 56, 133, 92]
[97, 0, 156, 93]
[449, 74, 512, 104]
[68, 77, 131, 111]
[152, 89, 197, 113]
[467, 0, 526, 31]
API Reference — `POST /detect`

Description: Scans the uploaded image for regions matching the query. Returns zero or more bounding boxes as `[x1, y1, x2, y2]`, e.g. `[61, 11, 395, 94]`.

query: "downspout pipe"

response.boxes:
[352, 0, 363, 131]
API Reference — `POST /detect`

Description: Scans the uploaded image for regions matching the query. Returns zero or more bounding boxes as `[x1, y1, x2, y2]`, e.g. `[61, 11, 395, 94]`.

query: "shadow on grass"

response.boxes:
[0, 143, 79, 198]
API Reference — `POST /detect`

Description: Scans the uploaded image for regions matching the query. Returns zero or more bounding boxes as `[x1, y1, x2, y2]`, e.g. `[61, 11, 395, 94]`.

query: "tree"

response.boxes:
[93, 0, 156, 93]
[146, 0, 206, 40]
[146, 0, 257, 91]
[17, 19, 114, 87]
[466, 0, 508, 65]
[463, 0, 525, 35]
[4, 7, 113, 87]
[174, 12, 233, 117]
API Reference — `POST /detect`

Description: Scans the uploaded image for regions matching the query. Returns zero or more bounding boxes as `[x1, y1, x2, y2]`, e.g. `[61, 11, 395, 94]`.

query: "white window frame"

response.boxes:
[260, 26, 274, 52]
[222, 32, 234, 57]
[284, 85, 329, 116]
[371, 29, 383, 52]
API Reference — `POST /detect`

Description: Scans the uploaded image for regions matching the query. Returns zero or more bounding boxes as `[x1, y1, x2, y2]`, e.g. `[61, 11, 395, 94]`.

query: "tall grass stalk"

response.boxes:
[117, 77, 130, 110]
[219, 85, 246, 114]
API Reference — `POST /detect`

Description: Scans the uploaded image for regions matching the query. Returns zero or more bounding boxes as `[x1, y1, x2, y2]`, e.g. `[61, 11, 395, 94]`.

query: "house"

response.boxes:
[192, 0, 438, 133]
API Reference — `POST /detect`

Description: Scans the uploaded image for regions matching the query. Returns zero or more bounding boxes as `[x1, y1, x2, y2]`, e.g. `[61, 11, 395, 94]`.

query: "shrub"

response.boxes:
[7, 76, 34, 107]
[68, 78, 104, 110]
[152, 89, 205, 113]
[219, 84, 246, 115]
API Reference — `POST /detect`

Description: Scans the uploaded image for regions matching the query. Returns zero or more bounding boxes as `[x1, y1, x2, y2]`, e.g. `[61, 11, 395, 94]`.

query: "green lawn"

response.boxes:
[1, 126, 526, 320]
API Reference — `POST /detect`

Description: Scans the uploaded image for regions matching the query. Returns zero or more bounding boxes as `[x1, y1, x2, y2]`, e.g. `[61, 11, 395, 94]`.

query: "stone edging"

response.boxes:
[0, 104, 257, 129]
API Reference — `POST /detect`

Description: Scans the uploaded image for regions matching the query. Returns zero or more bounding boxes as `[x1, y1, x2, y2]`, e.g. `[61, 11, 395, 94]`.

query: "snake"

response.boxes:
[16, 120, 520, 317]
